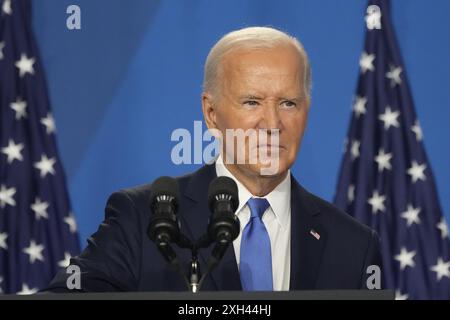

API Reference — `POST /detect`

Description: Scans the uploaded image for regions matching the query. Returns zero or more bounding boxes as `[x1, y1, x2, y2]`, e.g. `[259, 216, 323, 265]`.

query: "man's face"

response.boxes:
[203, 44, 309, 178]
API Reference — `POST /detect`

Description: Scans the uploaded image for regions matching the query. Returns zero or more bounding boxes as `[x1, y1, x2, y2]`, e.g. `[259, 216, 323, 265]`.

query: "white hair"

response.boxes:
[203, 26, 311, 101]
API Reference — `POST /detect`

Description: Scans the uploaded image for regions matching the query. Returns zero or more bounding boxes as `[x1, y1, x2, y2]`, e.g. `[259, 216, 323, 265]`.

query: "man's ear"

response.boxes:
[202, 92, 218, 130]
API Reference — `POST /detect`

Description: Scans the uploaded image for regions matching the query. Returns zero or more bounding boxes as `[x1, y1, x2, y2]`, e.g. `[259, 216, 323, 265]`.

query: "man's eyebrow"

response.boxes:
[279, 96, 304, 102]
[238, 95, 305, 101]
[239, 95, 264, 100]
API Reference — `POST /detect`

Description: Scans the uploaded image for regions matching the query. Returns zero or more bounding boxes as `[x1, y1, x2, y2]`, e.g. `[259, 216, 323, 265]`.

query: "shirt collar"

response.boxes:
[215, 155, 291, 229]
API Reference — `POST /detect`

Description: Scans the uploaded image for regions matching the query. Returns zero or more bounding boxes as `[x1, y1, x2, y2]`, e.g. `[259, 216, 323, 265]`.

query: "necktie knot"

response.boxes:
[247, 197, 270, 219]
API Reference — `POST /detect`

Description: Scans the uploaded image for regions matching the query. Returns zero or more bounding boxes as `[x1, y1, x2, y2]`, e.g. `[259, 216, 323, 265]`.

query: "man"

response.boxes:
[46, 27, 381, 292]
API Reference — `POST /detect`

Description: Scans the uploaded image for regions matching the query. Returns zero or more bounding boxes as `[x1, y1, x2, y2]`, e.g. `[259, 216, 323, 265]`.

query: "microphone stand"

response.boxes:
[192, 233, 233, 292]
[150, 213, 237, 293]
[166, 233, 209, 293]
[188, 248, 201, 293]
[152, 230, 231, 293]
[172, 233, 232, 293]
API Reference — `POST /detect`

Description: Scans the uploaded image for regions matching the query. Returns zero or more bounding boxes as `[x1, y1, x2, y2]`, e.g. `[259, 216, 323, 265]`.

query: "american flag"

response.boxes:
[0, 0, 80, 294]
[334, 0, 450, 300]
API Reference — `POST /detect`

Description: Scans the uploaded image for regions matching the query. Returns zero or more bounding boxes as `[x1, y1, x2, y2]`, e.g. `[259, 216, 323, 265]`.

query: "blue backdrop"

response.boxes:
[31, 0, 450, 247]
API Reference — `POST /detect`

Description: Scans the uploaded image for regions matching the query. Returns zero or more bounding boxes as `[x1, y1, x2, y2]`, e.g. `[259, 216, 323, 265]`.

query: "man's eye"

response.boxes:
[281, 101, 297, 108]
[243, 100, 260, 107]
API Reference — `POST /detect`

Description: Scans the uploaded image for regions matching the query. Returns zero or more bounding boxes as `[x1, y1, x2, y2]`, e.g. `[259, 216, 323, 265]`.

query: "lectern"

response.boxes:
[0, 290, 394, 300]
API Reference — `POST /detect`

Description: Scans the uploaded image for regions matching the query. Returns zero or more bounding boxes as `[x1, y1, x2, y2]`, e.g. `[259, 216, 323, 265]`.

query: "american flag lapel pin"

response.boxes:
[310, 229, 321, 240]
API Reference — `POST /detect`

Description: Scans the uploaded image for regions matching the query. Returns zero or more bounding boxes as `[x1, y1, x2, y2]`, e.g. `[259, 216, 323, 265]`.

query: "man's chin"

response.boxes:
[246, 162, 289, 178]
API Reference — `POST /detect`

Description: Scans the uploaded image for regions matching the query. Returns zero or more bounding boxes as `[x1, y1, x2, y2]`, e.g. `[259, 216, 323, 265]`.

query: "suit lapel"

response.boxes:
[180, 164, 242, 291]
[289, 176, 327, 290]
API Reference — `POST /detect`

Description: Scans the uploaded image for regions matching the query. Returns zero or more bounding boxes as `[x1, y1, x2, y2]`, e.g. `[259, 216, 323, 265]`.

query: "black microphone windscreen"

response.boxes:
[208, 176, 239, 212]
[150, 176, 180, 205]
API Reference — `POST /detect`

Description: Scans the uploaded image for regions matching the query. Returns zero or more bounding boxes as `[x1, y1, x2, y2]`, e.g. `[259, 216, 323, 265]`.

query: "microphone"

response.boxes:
[148, 176, 181, 246]
[147, 176, 192, 267]
[195, 176, 240, 289]
[147, 176, 193, 290]
[207, 176, 240, 254]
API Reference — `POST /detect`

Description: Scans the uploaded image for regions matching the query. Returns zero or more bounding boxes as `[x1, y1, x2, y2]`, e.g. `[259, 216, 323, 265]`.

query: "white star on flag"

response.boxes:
[40, 113, 56, 134]
[394, 247, 416, 270]
[2, 0, 11, 15]
[0, 232, 8, 250]
[407, 161, 427, 183]
[359, 52, 375, 73]
[0, 41, 5, 60]
[17, 284, 38, 295]
[10, 98, 27, 120]
[378, 106, 400, 130]
[353, 96, 367, 118]
[31, 197, 49, 220]
[58, 252, 72, 268]
[430, 258, 450, 282]
[411, 120, 423, 141]
[368, 190, 386, 214]
[15, 53, 35, 77]
[347, 184, 355, 203]
[23, 240, 45, 264]
[374, 148, 393, 172]
[437, 218, 449, 239]
[350, 140, 360, 160]
[64, 213, 78, 234]
[34, 154, 56, 178]
[1, 139, 24, 164]
[395, 290, 409, 300]
[0, 184, 16, 208]
[386, 65, 402, 87]
[401, 204, 421, 227]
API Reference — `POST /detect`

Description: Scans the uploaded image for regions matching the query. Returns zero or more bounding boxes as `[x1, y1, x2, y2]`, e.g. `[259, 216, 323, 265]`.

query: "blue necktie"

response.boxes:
[240, 198, 273, 291]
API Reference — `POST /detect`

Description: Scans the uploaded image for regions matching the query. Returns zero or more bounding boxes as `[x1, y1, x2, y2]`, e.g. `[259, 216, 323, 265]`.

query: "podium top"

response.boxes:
[0, 290, 394, 300]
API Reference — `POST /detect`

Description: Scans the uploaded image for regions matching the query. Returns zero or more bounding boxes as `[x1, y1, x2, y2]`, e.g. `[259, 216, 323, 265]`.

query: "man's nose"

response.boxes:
[259, 102, 282, 132]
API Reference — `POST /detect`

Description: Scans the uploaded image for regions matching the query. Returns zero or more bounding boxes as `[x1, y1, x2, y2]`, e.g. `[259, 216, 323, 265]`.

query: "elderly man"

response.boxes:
[47, 27, 381, 292]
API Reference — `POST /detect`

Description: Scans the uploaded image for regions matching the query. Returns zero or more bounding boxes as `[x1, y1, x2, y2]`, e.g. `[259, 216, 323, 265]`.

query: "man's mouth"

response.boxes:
[253, 144, 286, 152]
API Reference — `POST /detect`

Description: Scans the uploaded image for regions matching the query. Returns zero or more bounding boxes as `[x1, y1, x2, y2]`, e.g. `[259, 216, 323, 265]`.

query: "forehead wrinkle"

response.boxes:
[219, 46, 304, 100]
[237, 75, 302, 101]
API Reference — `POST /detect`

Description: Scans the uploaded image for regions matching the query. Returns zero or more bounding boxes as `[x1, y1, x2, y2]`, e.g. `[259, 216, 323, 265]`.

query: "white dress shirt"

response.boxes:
[215, 155, 291, 291]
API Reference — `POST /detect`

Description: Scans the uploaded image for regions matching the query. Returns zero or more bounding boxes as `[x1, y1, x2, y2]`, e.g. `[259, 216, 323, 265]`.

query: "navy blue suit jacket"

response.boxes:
[46, 164, 381, 292]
